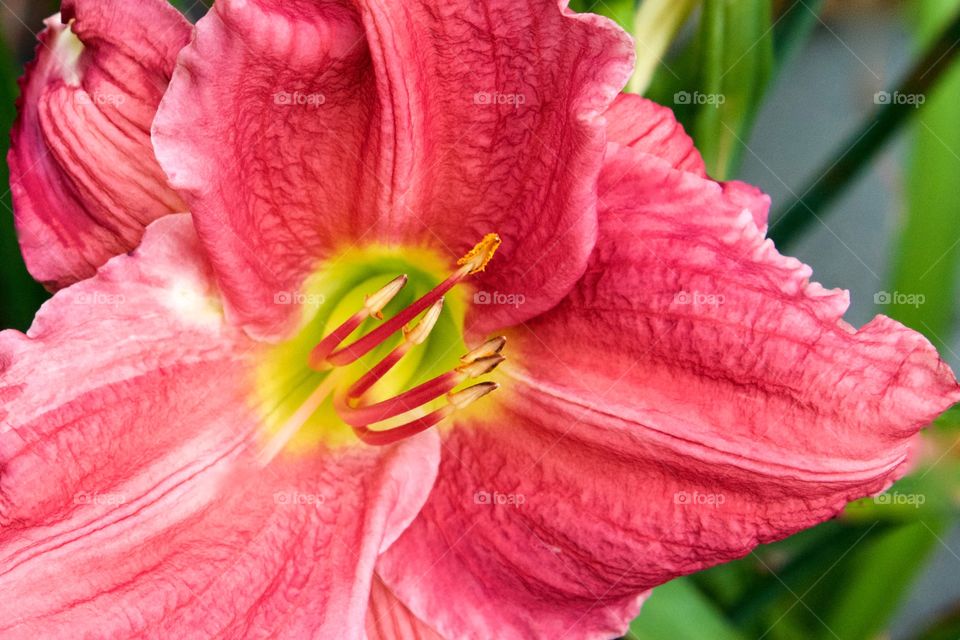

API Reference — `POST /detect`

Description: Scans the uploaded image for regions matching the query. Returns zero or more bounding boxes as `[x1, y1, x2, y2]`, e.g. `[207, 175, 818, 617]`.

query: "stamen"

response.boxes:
[352, 407, 452, 446]
[455, 355, 506, 379]
[296, 235, 506, 448]
[337, 353, 504, 427]
[460, 336, 507, 363]
[404, 297, 445, 345]
[365, 274, 410, 318]
[325, 271, 463, 367]
[323, 235, 501, 368]
[308, 275, 407, 368]
[352, 382, 501, 446]
[447, 381, 500, 409]
[345, 298, 445, 403]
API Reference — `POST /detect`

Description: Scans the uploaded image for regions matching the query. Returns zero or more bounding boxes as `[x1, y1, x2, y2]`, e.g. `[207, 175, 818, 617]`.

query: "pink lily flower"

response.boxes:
[3, 0, 958, 638]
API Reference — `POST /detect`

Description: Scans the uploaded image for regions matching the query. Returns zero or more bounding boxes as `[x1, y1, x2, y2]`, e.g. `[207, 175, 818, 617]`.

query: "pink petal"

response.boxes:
[603, 94, 769, 228]
[0, 216, 439, 638]
[366, 575, 443, 640]
[9, 0, 189, 289]
[375, 146, 960, 639]
[152, 0, 634, 340]
[358, 0, 634, 338]
[604, 93, 707, 176]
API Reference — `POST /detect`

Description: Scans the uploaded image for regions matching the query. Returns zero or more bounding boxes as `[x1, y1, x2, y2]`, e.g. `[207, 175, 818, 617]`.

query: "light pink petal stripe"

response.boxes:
[0, 215, 439, 639]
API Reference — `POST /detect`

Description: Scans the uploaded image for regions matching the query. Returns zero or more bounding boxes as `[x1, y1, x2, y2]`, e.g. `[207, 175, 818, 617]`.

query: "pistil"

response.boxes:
[257, 373, 340, 465]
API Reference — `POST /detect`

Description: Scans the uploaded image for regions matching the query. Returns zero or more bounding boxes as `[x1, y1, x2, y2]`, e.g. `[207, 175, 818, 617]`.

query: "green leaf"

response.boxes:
[773, 0, 826, 70]
[889, 0, 960, 348]
[818, 521, 945, 640]
[627, 0, 698, 94]
[168, 0, 211, 19]
[820, 3, 960, 633]
[710, 0, 773, 179]
[653, 0, 774, 179]
[704, 521, 934, 640]
[569, 0, 637, 32]
[718, 522, 887, 637]
[914, 606, 960, 640]
[0, 29, 48, 331]
[770, 5, 960, 247]
[626, 578, 746, 640]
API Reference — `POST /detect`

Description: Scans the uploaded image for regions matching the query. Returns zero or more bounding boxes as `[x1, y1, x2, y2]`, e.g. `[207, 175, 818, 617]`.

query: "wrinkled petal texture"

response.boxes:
[376, 103, 960, 639]
[9, 0, 189, 289]
[152, 0, 634, 339]
[604, 93, 707, 177]
[0, 215, 439, 639]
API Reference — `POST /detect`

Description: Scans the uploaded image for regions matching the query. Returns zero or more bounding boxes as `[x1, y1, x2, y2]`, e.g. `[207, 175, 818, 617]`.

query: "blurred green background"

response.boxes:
[2, 1, 960, 638]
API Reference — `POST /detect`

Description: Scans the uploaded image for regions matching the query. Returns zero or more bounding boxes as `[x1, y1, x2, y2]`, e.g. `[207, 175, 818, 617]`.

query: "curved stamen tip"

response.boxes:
[461, 336, 507, 363]
[365, 274, 408, 318]
[456, 354, 506, 379]
[448, 381, 499, 410]
[457, 233, 501, 274]
[404, 298, 444, 345]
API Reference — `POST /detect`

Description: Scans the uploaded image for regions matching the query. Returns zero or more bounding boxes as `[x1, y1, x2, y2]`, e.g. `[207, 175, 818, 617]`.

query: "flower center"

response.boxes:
[256, 235, 505, 460]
